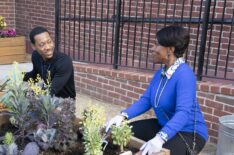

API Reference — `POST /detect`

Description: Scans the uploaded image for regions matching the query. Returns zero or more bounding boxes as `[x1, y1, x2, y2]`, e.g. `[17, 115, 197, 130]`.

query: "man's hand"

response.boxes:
[140, 134, 165, 155]
[105, 115, 125, 132]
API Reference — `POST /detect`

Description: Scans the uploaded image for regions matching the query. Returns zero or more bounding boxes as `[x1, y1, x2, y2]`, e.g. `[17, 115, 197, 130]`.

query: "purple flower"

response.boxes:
[0, 28, 17, 38]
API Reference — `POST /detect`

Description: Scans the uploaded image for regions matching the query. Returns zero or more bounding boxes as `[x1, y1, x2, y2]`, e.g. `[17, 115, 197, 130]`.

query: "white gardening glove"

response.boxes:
[105, 115, 125, 132]
[140, 134, 165, 155]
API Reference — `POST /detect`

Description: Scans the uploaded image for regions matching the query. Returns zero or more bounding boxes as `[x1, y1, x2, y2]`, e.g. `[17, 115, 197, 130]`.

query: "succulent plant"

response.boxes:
[3, 132, 14, 145]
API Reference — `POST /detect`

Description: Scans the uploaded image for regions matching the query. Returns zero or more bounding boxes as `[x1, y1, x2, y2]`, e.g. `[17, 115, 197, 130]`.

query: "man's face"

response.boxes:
[32, 32, 54, 61]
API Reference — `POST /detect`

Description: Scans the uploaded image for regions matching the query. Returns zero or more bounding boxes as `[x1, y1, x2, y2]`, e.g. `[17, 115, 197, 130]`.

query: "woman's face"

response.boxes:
[151, 43, 168, 64]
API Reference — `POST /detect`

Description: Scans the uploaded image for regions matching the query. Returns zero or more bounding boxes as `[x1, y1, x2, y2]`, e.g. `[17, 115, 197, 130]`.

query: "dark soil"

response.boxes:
[0, 123, 138, 155]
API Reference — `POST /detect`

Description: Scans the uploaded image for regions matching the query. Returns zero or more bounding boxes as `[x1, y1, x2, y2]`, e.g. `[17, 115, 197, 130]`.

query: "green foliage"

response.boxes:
[111, 121, 133, 152]
[3, 132, 14, 145]
[81, 104, 106, 155]
[28, 73, 51, 96]
[0, 62, 76, 152]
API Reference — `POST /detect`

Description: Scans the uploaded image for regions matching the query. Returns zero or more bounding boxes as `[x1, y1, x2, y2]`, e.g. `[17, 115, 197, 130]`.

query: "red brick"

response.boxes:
[127, 91, 139, 99]
[103, 84, 114, 91]
[108, 91, 120, 99]
[126, 74, 139, 81]
[115, 87, 126, 95]
[98, 77, 108, 83]
[200, 105, 213, 114]
[197, 97, 205, 105]
[111, 71, 118, 78]
[200, 83, 210, 92]
[128, 81, 141, 87]
[210, 85, 221, 94]
[96, 88, 108, 95]
[204, 120, 211, 129]
[224, 105, 234, 113]
[121, 96, 132, 104]
[221, 87, 232, 96]
[133, 87, 145, 94]
[232, 89, 234, 96]
[205, 99, 224, 110]
[213, 109, 229, 117]
[87, 74, 97, 81]
[121, 83, 133, 91]
[211, 123, 219, 131]
[118, 73, 125, 79]
[141, 83, 149, 89]
[109, 80, 120, 87]
[216, 95, 234, 106]
[197, 92, 215, 100]
[139, 76, 147, 83]
[208, 129, 218, 138]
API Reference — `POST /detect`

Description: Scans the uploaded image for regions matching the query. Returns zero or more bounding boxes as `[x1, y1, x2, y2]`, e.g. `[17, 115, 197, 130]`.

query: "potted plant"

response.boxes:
[111, 121, 133, 155]
[0, 16, 26, 64]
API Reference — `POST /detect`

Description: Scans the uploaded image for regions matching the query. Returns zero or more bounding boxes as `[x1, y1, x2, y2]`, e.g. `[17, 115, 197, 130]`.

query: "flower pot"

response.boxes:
[0, 36, 26, 64]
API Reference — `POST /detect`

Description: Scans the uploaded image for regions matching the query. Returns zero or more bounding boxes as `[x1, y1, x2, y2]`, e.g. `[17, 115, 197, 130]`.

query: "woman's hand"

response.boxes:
[140, 134, 164, 155]
[105, 115, 125, 132]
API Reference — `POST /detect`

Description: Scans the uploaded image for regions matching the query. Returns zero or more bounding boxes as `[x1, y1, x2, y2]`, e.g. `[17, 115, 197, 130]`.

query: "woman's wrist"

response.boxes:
[157, 131, 168, 142]
[120, 112, 129, 120]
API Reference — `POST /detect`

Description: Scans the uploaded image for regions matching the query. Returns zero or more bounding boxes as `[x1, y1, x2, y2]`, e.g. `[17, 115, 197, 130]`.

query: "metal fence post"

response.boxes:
[113, 0, 122, 69]
[55, 0, 60, 53]
[197, 0, 212, 81]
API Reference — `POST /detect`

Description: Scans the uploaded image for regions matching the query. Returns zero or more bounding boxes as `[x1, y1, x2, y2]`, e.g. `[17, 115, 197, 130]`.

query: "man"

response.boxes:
[24, 26, 76, 99]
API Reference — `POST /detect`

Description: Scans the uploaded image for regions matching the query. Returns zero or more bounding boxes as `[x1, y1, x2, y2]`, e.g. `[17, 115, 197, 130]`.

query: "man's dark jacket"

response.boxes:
[24, 50, 76, 98]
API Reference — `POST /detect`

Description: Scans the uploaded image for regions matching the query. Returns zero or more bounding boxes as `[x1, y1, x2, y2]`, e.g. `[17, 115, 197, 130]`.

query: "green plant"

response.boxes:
[3, 132, 14, 145]
[111, 121, 133, 152]
[81, 104, 106, 155]
[28, 73, 51, 97]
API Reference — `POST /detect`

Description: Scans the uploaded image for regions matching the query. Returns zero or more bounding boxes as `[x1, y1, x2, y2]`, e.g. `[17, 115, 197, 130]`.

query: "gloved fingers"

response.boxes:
[105, 121, 113, 132]
[140, 142, 147, 151]
[149, 150, 153, 155]
[141, 143, 150, 155]
[115, 120, 122, 127]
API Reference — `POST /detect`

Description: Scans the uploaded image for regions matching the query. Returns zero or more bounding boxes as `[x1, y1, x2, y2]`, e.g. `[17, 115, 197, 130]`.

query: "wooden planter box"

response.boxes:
[0, 116, 170, 155]
[128, 136, 170, 155]
[0, 36, 26, 64]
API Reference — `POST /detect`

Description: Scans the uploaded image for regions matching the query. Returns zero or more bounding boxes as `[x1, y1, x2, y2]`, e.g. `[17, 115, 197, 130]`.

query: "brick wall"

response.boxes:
[58, 0, 234, 80]
[0, 0, 15, 28]
[15, 0, 55, 53]
[74, 63, 234, 144]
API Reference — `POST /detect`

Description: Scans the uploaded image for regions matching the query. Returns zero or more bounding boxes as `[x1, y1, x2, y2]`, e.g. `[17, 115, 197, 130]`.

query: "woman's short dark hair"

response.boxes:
[29, 26, 49, 45]
[156, 25, 190, 58]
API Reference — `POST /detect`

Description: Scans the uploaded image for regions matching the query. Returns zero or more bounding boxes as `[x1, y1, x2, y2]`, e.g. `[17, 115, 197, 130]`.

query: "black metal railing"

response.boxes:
[55, 0, 234, 81]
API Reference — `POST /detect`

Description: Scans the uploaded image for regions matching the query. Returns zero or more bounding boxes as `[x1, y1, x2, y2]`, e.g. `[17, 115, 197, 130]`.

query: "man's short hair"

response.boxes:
[29, 26, 49, 44]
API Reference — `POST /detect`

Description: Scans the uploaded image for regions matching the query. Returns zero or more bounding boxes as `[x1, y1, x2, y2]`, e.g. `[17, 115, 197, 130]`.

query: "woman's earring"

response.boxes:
[167, 50, 170, 59]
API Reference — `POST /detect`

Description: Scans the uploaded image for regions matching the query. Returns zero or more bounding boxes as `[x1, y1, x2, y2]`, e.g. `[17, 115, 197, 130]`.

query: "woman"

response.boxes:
[105, 25, 208, 155]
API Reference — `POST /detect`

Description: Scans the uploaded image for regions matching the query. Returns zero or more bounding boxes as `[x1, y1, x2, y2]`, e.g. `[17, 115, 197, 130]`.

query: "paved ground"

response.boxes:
[0, 62, 216, 155]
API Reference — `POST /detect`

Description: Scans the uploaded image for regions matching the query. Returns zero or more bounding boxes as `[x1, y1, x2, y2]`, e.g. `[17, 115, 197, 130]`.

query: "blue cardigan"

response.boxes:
[122, 63, 208, 141]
